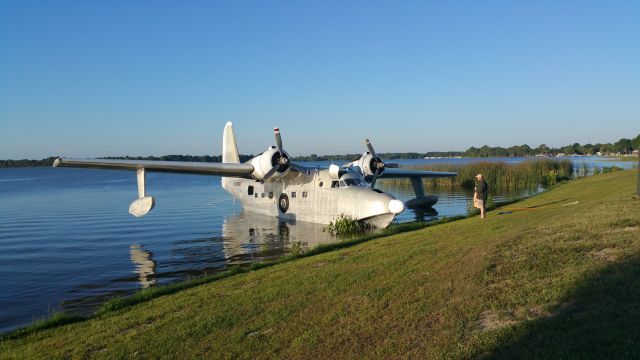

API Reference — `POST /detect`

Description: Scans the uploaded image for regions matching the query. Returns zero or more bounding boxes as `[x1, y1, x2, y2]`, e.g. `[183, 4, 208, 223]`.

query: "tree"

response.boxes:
[581, 144, 594, 155]
[479, 145, 492, 157]
[631, 135, 640, 151]
[614, 138, 633, 154]
[561, 145, 576, 155]
[537, 144, 550, 154]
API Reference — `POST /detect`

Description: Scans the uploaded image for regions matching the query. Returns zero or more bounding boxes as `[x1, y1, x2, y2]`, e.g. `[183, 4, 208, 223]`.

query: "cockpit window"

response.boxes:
[344, 178, 361, 187]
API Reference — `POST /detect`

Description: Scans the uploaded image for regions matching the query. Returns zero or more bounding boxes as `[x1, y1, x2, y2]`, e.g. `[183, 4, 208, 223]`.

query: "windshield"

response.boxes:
[342, 178, 362, 187]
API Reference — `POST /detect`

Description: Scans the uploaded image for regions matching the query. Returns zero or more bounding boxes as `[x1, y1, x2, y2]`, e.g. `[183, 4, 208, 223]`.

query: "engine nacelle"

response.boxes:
[329, 164, 341, 180]
[250, 146, 291, 180]
[353, 152, 380, 177]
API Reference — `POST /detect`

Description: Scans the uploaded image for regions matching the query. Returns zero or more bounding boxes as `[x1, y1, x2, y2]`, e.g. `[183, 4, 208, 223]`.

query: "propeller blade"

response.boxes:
[386, 163, 399, 168]
[263, 165, 279, 180]
[290, 163, 306, 173]
[274, 127, 283, 153]
[365, 138, 376, 158]
[370, 169, 380, 188]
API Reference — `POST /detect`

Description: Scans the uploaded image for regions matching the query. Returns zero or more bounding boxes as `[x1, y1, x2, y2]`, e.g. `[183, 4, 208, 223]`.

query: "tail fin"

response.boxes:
[222, 121, 240, 163]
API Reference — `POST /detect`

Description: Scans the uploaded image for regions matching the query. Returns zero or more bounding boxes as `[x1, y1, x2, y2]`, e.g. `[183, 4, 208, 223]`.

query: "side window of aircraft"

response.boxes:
[331, 181, 339, 188]
[291, 192, 296, 198]
[302, 191, 308, 198]
[269, 192, 273, 199]
[254, 193, 258, 198]
[261, 193, 265, 198]
[319, 182, 323, 187]
[248, 186, 254, 196]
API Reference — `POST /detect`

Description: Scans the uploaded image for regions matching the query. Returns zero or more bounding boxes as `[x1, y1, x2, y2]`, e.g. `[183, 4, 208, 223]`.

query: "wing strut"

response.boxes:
[405, 176, 439, 208]
[129, 168, 155, 217]
[410, 176, 425, 197]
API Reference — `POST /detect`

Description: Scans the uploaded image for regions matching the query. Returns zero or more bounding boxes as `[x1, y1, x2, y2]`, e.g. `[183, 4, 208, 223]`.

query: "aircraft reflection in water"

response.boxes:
[56, 212, 342, 318]
[221, 211, 335, 261]
[128, 212, 335, 288]
[409, 206, 439, 222]
[53, 122, 457, 228]
[129, 244, 157, 288]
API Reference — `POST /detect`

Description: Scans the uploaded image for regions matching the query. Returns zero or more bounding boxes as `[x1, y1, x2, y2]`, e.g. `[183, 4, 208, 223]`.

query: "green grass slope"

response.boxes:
[2, 171, 640, 359]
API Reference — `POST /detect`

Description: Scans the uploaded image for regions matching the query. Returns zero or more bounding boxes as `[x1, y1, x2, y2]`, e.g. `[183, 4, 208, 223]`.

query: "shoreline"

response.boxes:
[2, 216, 469, 340]
[3, 191, 535, 338]
[2, 178, 548, 338]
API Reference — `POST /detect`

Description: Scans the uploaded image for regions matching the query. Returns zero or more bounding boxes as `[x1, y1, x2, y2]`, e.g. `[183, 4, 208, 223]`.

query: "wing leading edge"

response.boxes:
[53, 158, 254, 177]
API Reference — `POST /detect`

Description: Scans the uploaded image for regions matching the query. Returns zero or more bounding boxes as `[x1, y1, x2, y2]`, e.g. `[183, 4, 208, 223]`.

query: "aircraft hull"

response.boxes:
[222, 173, 401, 228]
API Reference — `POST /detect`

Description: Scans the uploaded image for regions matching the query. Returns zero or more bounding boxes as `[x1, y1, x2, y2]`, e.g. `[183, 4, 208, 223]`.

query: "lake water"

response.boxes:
[0, 156, 635, 333]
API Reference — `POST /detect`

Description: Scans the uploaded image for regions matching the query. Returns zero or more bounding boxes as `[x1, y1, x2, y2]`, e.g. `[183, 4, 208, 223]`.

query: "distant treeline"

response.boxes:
[464, 134, 640, 157]
[101, 155, 257, 163]
[0, 157, 58, 168]
[291, 152, 463, 162]
[2, 134, 638, 168]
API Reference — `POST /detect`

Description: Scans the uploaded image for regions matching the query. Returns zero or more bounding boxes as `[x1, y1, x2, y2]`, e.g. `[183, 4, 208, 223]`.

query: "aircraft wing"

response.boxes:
[53, 158, 255, 177]
[378, 168, 458, 178]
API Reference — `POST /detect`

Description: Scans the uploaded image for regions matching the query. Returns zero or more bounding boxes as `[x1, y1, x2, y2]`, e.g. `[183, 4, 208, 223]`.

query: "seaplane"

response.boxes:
[53, 122, 457, 228]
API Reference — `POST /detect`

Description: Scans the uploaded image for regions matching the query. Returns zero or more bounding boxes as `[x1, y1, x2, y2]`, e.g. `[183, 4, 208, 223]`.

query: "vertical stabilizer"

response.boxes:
[222, 121, 240, 163]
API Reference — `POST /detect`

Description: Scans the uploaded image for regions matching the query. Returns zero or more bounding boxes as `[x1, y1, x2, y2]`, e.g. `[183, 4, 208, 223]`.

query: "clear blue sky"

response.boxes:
[1, 0, 638, 159]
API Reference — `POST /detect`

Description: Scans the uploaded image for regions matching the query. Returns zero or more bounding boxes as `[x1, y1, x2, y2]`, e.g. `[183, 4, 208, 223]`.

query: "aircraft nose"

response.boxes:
[388, 199, 405, 214]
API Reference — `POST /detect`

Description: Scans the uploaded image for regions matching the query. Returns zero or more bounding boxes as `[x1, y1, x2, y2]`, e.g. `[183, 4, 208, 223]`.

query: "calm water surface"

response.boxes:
[0, 157, 635, 332]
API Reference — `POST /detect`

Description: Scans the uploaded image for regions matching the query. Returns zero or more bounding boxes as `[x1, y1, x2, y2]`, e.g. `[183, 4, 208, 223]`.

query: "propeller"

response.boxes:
[275, 127, 283, 153]
[365, 138, 383, 188]
[364, 138, 399, 188]
[264, 127, 291, 180]
[365, 138, 377, 159]
[263, 163, 279, 179]
[370, 170, 381, 188]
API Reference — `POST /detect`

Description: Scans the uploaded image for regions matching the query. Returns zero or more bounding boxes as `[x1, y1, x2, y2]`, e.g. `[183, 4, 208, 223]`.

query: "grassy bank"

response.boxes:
[2, 171, 639, 359]
[2, 217, 466, 341]
[383, 158, 573, 190]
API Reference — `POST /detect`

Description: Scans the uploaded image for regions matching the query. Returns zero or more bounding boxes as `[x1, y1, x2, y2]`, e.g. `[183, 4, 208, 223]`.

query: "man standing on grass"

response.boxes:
[474, 174, 489, 219]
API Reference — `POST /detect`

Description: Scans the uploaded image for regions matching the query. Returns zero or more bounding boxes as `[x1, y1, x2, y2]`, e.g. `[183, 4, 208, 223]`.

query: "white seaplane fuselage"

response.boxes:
[222, 160, 404, 228]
